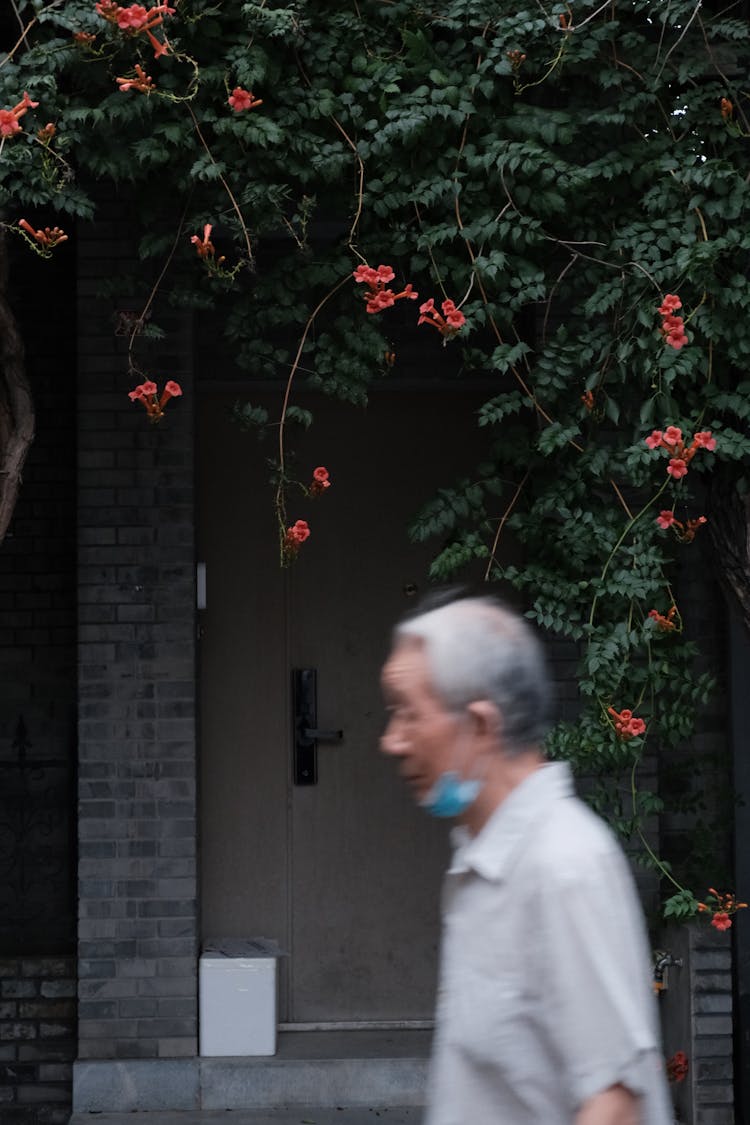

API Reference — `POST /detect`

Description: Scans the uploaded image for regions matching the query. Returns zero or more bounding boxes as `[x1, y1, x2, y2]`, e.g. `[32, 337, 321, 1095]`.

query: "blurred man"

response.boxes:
[380, 595, 672, 1125]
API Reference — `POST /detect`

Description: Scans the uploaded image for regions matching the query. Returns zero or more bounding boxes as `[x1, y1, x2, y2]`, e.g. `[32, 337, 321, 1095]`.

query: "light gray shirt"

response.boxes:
[426, 762, 673, 1125]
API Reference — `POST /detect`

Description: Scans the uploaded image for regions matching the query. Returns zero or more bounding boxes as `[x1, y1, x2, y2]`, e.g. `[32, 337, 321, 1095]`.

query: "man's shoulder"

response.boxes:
[528, 792, 629, 879]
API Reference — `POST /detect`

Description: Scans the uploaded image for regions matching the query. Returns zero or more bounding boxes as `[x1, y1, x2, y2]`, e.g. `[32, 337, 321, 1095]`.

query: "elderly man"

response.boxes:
[380, 595, 672, 1125]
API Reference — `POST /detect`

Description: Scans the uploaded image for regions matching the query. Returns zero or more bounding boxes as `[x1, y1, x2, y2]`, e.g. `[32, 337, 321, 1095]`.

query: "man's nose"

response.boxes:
[380, 720, 406, 757]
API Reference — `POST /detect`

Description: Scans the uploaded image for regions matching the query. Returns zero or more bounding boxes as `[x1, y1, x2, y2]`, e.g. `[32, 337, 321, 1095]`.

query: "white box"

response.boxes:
[199, 939, 280, 1056]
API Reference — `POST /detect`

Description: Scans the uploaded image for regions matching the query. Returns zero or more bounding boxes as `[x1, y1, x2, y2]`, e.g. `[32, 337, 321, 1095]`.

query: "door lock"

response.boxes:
[292, 669, 343, 785]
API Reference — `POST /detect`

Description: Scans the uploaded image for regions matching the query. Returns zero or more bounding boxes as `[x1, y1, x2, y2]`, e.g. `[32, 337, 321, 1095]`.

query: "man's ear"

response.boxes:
[466, 699, 502, 740]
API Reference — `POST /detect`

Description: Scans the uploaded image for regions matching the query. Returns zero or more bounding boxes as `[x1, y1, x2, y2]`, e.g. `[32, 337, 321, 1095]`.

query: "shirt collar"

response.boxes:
[448, 761, 574, 882]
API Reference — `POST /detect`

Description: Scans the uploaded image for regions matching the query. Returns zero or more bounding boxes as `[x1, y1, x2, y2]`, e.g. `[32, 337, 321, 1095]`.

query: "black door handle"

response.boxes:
[292, 669, 343, 785]
[302, 728, 343, 743]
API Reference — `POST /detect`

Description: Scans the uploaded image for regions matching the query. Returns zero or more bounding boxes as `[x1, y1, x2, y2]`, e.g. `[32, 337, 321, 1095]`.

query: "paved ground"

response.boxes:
[69, 1110, 421, 1124]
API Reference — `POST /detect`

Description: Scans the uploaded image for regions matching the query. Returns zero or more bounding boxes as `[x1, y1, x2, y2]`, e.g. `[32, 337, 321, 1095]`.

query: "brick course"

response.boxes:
[0, 956, 76, 1124]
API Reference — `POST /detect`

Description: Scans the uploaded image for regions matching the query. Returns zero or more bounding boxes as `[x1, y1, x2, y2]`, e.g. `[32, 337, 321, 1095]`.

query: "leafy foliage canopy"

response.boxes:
[3, 0, 750, 914]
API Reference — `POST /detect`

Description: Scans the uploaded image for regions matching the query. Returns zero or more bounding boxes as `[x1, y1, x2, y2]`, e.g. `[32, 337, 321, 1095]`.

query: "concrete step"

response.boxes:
[72, 1031, 431, 1116]
[68, 1109, 421, 1125]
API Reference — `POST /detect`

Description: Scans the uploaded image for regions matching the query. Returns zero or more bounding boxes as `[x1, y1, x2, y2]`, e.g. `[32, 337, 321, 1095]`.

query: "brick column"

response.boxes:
[659, 922, 735, 1125]
[74, 211, 198, 1077]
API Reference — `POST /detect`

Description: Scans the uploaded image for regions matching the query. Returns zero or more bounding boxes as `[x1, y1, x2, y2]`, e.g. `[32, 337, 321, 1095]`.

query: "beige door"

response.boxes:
[198, 388, 487, 1023]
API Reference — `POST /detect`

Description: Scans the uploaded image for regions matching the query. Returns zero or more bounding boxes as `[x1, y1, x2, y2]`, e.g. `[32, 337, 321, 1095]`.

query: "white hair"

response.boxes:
[394, 597, 552, 755]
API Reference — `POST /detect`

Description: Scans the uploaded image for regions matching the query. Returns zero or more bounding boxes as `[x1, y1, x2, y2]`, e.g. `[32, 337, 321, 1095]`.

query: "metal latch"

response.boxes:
[292, 669, 343, 785]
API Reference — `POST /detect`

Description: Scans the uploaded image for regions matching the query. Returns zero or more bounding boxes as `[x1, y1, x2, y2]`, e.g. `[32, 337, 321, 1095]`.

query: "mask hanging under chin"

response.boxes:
[419, 770, 482, 818]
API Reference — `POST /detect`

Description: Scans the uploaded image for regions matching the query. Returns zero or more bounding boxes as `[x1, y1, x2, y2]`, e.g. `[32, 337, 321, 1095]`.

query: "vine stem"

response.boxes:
[186, 105, 253, 265]
[568, 0, 616, 32]
[654, 0, 703, 84]
[454, 185, 647, 543]
[328, 116, 365, 255]
[483, 470, 529, 581]
[294, 52, 365, 258]
[0, 0, 64, 71]
[542, 255, 577, 346]
[632, 760, 683, 891]
[275, 275, 351, 536]
[515, 35, 568, 96]
[453, 189, 572, 440]
[698, 10, 750, 135]
[127, 198, 191, 376]
[413, 201, 445, 296]
[588, 477, 670, 629]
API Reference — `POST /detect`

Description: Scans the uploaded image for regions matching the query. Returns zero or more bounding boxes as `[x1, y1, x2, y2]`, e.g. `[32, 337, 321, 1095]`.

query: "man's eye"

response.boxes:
[390, 706, 416, 722]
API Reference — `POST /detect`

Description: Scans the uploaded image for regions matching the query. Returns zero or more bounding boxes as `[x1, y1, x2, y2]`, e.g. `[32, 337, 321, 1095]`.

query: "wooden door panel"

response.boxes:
[199, 388, 489, 1022]
[198, 398, 290, 961]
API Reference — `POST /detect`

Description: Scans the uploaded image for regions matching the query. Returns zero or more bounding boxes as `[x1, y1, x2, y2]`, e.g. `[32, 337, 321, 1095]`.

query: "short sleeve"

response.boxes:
[535, 829, 664, 1111]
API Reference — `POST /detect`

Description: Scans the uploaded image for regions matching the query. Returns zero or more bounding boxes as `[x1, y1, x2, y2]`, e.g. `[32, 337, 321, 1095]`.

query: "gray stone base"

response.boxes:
[72, 1033, 430, 1114]
[72, 1059, 200, 1112]
[202, 1056, 427, 1110]
[68, 1110, 421, 1125]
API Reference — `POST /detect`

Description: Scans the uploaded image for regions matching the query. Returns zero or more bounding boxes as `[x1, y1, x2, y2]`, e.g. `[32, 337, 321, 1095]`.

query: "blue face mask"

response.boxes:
[420, 771, 482, 818]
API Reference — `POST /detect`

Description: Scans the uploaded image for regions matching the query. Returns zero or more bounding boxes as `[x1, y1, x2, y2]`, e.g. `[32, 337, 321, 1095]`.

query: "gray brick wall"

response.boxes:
[76, 207, 198, 1060]
[692, 926, 735, 1125]
[0, 955, 76, 1125]
[659, 922, 735, 1124]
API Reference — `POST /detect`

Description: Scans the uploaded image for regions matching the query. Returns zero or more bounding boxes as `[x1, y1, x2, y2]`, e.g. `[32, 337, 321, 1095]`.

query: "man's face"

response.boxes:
[380, 638, 464, 802]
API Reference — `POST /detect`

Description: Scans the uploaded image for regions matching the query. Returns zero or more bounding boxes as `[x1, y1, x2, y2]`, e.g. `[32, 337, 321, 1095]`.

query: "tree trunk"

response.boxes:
[708, 462, 750, 635]
[0, 230, 35, 545]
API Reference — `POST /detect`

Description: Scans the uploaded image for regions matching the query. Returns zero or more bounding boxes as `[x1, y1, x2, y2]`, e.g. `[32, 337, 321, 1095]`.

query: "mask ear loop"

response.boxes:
[445, 706, 490, 787]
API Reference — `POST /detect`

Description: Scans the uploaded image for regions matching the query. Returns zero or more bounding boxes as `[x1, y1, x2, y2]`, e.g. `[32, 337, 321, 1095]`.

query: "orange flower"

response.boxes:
[682, 516, 707, 543]
[284, 520, 311, 556]
[95, 2, 174, 57]
[0, 91, 39, 138]
[159, 380, 182, 407]
[0, 110, 21, 137]
[697, 888, 748, 930]
[666, 1051, 689, 1083]
[721, 97, 733, 120]
[309, 467, 331, 497]
[648, 607, 677, 632]
[128, 379, 182, 423]
[117, 64, 155, 94]
[13, 92, 39, 117]
[354, 264, 418, 315]
[228, 87, 264, 112]
[644, 426, 718, 482]
[418, 297, 466, 339]
[191, 224, 214, 258]
[18, 219, 68, 249]
[656, 294, 688, 349]
[607, 706, 646, 741]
